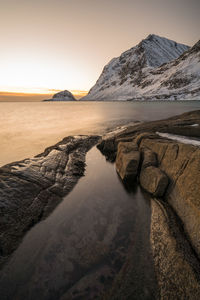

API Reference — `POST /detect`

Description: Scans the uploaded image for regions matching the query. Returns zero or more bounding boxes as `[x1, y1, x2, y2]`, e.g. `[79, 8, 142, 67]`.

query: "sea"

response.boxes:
[0, 101, 200, 166]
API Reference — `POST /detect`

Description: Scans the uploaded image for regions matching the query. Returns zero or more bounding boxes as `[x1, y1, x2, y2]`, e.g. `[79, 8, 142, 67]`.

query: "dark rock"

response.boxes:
[0, 135, 100, 264]
[140, 166, 169, 197]
[97, 137, 117, 162]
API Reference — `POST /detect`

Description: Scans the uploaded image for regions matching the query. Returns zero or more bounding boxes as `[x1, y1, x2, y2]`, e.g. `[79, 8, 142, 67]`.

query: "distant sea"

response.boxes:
[0, 101, 200, 166]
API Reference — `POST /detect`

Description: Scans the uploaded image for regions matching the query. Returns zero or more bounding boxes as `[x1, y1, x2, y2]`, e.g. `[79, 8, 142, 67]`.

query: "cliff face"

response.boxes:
[82, 35, 200, 101]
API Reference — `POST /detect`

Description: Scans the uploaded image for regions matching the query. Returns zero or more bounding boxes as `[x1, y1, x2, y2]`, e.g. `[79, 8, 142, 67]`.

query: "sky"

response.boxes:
[0, 0, 199, 98]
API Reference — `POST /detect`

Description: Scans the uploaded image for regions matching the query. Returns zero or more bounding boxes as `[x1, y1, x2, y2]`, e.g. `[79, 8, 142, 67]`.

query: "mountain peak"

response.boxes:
[139, 34, 189, 67]
[145, 33, 161, 40]
[82, 35, 194, 101]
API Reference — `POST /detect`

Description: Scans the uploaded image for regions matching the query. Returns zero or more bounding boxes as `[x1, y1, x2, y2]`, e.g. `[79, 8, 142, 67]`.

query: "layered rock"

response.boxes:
[98, 110, 200, 255]
[140, 137, 200, 257]
[0, 135, 99, 264]
[150, 199, 200, 299]
[97, 109, 200, 297]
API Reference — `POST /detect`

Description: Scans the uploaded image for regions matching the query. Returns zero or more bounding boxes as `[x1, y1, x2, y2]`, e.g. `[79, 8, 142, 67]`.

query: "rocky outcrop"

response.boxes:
[115, 142, 140, 182]
[96, 110, 200, 297]
[111, 111, 200, 256]
[0, 135, 99, 265]
[140, 137, 200, 258]
[44, 90, 76, 101]
[98, 110, 200, 161]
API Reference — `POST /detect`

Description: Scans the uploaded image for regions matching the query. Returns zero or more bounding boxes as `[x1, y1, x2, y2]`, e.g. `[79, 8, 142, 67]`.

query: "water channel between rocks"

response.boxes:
[0, 146, 158, 300]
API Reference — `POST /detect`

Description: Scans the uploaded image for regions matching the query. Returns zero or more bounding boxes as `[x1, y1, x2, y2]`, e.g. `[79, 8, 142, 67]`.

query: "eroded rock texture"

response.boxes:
[140, 166, 168, 197]
[98, 110, 200, 298]
[0, 135, 99, 264]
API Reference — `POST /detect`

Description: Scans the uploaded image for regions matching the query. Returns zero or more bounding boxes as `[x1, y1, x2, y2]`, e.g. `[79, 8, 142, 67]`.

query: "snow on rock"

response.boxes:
[157, 132, 200, 147]
[82, 35, 200, 101]
[44, 90, 76, 101]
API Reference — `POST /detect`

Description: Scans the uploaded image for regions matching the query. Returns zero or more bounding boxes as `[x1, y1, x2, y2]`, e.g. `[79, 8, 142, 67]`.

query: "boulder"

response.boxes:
[140, 166, 168, 197]
[141, 148, 157, 169]
[134, 132, 158, 146]
[116, 142, 140, 182]
[97, 137, 117, 162]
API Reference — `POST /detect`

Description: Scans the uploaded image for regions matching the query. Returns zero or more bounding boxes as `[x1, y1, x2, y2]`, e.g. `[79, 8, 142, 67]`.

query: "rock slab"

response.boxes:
[140, 166, 168, 197]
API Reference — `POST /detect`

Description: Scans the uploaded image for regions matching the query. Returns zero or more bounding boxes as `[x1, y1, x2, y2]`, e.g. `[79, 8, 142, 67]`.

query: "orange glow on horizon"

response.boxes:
[0, 89, 88, 101]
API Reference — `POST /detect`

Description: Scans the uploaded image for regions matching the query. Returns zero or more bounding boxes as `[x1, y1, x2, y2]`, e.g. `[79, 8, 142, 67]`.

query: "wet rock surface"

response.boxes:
[98, 109, 200, 298]
[0, 147, 157, 300]
[0, 135, 99, 265]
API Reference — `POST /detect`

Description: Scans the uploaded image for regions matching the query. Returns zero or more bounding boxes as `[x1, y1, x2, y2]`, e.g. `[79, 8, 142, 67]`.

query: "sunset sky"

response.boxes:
[0, 0, 199, 99]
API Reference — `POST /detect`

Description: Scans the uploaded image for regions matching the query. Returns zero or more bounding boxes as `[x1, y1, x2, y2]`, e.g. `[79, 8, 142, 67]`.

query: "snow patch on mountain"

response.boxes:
[82, 34, 199, 101]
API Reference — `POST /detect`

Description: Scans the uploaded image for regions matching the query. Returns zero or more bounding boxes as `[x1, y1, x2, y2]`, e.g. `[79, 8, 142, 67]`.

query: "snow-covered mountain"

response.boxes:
[44, 90, 76, 101]
[82, 34, 200, 101]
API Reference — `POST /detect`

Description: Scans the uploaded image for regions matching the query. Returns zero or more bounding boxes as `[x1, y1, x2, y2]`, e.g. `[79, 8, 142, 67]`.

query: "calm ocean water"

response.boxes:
[0, 101, 200, 166]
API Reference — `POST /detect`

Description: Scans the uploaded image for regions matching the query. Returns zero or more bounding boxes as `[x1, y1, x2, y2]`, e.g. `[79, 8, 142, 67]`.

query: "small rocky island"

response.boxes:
[0, 110, 200, 299]
[44, 90, 76, 101]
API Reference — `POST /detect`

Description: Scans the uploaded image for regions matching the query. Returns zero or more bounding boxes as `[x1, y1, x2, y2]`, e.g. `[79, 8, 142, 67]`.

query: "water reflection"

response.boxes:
[0, 101, 200, 166]
[0, 146, 157, 299]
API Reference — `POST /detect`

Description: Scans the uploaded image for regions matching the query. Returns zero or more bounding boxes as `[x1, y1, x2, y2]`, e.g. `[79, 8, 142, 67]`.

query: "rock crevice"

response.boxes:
[0, 135, 100, 264]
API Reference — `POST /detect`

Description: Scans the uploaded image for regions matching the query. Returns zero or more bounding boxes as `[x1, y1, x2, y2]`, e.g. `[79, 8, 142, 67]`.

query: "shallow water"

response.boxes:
[0, 101, 200, 166]
[0, 146, 157, 300]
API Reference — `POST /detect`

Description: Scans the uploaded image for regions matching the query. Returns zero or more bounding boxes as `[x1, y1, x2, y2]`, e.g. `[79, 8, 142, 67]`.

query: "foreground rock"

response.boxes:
[98, 110, 200, 297]
[140, 166, 168, 197]
[0, 135, 99, 265]
[99, 110, 200, 258]
[140, 147, 157, 169]
[115, 142, 140, 182]
[151, 199, 200, 299]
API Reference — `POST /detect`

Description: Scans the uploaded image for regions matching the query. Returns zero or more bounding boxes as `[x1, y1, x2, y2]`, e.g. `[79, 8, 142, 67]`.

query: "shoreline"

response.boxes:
[0, 109, 200, 298]
[0, 135, 100, 268]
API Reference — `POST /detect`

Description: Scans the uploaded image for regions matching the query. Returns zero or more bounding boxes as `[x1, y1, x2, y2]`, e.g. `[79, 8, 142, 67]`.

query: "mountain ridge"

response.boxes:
[81, 34, 200, 101]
